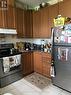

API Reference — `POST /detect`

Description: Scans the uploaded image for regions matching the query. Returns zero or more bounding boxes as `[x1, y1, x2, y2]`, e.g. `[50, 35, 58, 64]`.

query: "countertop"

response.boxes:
[0, 50, 51, 58]
[0, 52, 22, 58]
[20, 50, 51, 54]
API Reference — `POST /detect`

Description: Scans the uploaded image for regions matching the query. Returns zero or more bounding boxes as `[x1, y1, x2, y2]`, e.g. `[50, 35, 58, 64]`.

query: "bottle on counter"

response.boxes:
[16, 42, 24, 52]
[47, 43, 52, 53]
[41, 44, 44, 51]
[44, 45, 47, 52]
[41, 40, 45, 51]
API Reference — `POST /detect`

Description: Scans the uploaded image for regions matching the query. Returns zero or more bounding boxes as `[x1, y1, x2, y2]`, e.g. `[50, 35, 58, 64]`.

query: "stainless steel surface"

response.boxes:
[0, 43, 22, 88]
[52, 46, 71, 92]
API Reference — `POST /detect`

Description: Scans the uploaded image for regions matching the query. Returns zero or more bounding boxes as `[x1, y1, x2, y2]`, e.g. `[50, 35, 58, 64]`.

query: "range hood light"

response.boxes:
[0, 29, 17, 34]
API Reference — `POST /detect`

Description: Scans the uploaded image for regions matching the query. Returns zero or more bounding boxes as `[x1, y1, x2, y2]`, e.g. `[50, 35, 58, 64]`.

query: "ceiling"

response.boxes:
[16, 0, 63, 9]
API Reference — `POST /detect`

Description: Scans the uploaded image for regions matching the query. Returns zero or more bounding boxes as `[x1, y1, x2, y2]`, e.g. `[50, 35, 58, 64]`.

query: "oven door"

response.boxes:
[9, 56, 16, 68]
[9, 55, 21, 71]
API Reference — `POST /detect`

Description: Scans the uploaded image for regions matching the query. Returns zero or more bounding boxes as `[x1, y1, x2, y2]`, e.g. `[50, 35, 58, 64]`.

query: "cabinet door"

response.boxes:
[48, 3, 59, 35]
[34, 52, 42, 74]
[0, 6, 15, 28]
[33, 7, 50, 38]
[22, 52, 34, 76]
[2, 9, 8, 28]
[7, 6, 16, 29]
[59, 0, 71, 17]
[33, 10, 41, 38]
[40, 7, 49, 38]
[24, 10, 33, 38]
[42, 53, 51, 78]
[0, 10, 3, 28]
[7, 0, 15, 6]
[16, 8, 24, 37]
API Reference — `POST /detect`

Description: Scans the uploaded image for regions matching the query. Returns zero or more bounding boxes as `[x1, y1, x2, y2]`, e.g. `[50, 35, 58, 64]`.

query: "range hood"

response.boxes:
[0, 28, 17, 34]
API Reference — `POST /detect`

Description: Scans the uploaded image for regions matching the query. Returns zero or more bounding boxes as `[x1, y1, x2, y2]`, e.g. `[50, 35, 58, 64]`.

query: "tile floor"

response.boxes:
[0, 72, 71, 95]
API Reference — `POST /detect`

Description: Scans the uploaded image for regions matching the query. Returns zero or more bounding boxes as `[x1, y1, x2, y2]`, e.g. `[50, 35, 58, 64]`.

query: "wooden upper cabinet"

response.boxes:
[0, 6, 15, 28]
[0, 8, 8, 28]
[7, 0, 15, 6]
[3, 9, 8, 28]
[40, 7, 49, 38]
[33, 4, 58, 38]
[0, 0, 15, 28]
[59, 0, 71, 17]
[48, 3, 59, 33]
[33, 10, 41, 38]
[7, 6, 16, 29]
[24, 10, 33, 38]
[16, 9, 33, 38]
[16, 8, 24, 37]
[0, 9, 4, 28]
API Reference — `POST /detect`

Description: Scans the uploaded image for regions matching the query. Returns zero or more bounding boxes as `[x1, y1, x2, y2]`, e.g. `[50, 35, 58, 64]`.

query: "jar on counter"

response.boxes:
[44, 48, 47, 52]
[44, 45, 47, 52]
[47, 43, 52, 53]
[47, 48, 51, 53]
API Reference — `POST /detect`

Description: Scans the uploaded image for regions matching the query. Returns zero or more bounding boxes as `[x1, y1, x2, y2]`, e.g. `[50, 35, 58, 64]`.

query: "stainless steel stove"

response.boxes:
[0, 43, 23, 88]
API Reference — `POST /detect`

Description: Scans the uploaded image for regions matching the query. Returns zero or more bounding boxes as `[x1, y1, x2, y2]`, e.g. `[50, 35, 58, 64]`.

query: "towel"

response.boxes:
[15, 54, 21, 66]
[9, 56, 16, 68]
[3, 57, 10, 73]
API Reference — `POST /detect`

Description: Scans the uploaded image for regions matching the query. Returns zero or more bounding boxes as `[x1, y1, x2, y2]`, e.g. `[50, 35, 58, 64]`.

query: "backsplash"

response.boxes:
[0, 35, 51, 45]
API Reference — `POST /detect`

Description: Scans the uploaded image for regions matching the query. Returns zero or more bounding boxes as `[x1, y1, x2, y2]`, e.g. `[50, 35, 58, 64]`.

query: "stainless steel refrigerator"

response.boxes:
[52, 24, 71, 92]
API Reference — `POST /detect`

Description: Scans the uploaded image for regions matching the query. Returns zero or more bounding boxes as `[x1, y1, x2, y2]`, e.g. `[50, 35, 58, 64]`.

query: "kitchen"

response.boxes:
[0, 0, 71, 95]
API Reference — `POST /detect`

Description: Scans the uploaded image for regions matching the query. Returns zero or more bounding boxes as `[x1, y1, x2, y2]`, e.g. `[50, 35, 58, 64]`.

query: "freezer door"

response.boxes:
[53, 24, 71, 44]
[52, 46, 71, 92]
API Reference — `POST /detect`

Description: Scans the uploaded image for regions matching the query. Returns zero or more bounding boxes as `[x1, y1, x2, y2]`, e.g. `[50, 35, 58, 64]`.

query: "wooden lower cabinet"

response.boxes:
[34, 51, 51, 78]
[33, 7, 50, 38]
[21, 52, 34, 76]
[34, 52, 42, 74]
[22, 51, 51, 78]
[42, 52, 51, 78]
[42, 53, 51, 78]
